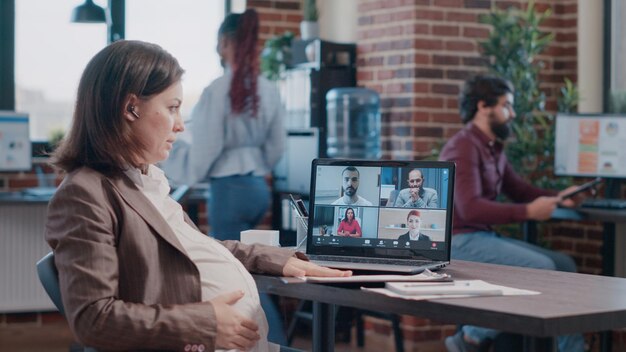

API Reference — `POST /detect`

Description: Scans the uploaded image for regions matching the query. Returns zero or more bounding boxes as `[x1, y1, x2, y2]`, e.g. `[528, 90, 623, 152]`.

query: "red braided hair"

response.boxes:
[230, 9, 259, 117]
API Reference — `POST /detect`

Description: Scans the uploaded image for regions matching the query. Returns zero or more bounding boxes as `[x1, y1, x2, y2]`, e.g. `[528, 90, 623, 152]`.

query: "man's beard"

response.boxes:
[344, 187, 356, 197]
[489, 113, 512, 141]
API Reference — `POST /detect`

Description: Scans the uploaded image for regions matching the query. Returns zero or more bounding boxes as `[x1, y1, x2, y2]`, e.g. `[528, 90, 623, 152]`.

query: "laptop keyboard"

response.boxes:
[310, 255, 433, 266]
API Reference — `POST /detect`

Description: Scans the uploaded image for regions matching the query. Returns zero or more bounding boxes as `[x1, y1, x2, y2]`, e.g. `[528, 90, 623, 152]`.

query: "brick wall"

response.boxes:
[354, 0, 610, 348]
[250, 0, 302, 46]
[0, 162, 57, 192]
[357, 0, 577, 161]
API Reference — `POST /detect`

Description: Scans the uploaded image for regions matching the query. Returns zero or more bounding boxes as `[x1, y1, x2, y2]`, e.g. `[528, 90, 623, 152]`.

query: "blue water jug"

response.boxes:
[326, 88, 381, 159]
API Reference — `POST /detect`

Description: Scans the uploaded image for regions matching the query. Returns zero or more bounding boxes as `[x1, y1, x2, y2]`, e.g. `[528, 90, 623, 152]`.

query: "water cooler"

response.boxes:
[326, 87, 381, 159]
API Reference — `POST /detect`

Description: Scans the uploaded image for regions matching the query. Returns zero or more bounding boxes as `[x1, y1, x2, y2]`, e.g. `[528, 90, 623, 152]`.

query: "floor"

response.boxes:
[0, 320, 75, 352]
[0, 319, 449, 352]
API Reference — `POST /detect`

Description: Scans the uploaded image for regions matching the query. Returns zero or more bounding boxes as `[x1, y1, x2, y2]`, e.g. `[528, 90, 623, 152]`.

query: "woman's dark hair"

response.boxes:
[218, 9, 260, 117]
[459, 75, 514, 124]
[343, 208, 355, 223]
[51, 40, 184, 176]
[407, 209, 421, 221]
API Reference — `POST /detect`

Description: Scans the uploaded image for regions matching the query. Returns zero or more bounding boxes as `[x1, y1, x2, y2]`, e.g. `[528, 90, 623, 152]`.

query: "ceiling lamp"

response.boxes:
[71, 0, 106, 23]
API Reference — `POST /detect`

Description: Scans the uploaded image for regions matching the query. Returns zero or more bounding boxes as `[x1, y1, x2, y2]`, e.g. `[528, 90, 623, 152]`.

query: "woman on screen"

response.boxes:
[398, 210, 431, 242]
[336, 207, 362, 237]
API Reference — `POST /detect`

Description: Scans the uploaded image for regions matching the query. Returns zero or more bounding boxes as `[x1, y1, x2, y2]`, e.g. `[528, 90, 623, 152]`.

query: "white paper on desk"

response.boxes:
[363, 280, 540, 300]
[280, 269, 451, 284]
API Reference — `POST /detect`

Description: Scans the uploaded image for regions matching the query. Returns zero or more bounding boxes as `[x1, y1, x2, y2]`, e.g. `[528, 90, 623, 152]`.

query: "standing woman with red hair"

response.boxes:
[162, 9, 288, 345]
[164, 9, 285, 241]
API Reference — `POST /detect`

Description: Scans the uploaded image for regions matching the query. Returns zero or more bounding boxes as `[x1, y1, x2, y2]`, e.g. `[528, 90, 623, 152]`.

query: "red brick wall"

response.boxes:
[355, 0, 595, 273]
[357, 0, 578, 161]
[356, 0, 597, 347]
[0, 163, 55, 192]
[249, 0, 302, 46]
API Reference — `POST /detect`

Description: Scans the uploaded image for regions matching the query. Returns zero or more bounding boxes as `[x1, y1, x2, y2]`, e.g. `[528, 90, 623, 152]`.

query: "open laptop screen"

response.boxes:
[307, 159, 455, 262]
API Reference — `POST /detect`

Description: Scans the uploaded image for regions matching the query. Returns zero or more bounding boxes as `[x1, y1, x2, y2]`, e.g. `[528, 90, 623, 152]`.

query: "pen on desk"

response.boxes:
[401, 281, 457, 287]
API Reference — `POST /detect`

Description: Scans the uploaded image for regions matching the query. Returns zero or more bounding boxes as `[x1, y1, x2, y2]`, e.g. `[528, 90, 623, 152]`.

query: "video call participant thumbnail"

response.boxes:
[331, 166, 374, 206]
[394, 168, 439, 208]
[336, 207, 362, 237]
[397, 210, 431, 242]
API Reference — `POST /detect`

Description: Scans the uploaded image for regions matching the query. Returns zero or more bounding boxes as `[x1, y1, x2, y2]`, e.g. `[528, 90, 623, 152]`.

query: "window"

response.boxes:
[15, 0, 108, 140]
[126, 0, 225, 121]
[15, 0, 231, 140]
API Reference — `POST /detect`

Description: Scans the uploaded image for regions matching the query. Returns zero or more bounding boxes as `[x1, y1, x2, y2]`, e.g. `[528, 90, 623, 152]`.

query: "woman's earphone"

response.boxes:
[129, 106, 140, 119]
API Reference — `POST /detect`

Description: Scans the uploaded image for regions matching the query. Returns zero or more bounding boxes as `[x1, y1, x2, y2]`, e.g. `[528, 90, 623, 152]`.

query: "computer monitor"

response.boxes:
[554, 113, 626, 178]
[0, 111, 32, 172]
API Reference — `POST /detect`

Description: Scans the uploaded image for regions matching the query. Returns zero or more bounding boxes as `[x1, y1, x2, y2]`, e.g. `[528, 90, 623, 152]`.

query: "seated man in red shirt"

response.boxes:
[439, 75, 586, 352]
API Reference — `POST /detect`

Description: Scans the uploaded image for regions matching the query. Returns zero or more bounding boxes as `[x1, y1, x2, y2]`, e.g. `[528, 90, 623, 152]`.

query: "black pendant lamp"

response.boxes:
[71, 0, 106, 23]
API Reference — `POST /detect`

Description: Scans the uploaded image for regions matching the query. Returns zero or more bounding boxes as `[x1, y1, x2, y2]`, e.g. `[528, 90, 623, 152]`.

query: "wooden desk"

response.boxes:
[522, 207, 626, 350]
[255, 260, 626, 352]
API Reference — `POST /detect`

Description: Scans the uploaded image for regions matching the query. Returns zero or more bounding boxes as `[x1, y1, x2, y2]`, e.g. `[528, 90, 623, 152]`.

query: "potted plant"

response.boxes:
[260, 32, 294, 81]
[479, 1, 577, 190]
[480, 2, 579, 241]
[300, 0, 319, 40]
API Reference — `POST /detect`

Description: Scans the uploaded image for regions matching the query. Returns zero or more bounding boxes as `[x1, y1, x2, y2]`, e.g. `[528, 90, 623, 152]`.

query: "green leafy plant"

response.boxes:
[48, 128, 65, 150]
[480, 1, 577, 190]
[260, 31, 294, 81]
[558, 78, 580, 114]
[303, 0, 318, 22]
[481, 1, 581, 242]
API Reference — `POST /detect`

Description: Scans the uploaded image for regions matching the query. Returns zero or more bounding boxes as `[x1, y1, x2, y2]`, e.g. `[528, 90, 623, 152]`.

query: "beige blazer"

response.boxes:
[45, 167, 297, 351]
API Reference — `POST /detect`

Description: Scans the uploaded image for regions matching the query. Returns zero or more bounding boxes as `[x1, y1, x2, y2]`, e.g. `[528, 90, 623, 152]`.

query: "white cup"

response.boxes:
[240, 230, 280, 247]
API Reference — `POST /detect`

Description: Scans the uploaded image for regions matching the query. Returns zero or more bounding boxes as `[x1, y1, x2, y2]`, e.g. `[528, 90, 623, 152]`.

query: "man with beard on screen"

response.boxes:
[439, 75, 586, 352]
[331, 166, 373, 206]
[393, 168, 439, 208]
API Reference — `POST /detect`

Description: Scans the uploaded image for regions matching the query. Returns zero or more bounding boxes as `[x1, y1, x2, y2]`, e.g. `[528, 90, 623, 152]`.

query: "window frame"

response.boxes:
[0, 0, 232, 141]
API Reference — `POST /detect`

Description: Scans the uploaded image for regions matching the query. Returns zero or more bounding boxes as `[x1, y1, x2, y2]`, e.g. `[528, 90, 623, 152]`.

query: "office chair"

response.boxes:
[36, 252, 65, 316]
[36, 252, 98, 352]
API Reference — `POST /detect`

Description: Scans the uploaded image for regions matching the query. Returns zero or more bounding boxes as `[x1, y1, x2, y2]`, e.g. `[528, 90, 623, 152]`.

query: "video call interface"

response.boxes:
[310, 164, 451, 252]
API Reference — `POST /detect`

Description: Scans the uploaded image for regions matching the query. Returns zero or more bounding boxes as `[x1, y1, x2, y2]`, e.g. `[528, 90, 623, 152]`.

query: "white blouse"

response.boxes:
[126, 165, 271, 352]
[161, 70, 285, 185]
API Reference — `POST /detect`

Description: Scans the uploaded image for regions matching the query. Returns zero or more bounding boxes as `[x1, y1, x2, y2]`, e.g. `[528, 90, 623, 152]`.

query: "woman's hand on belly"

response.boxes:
[211, 290, 261, 350]
[282, 257, 353, 277]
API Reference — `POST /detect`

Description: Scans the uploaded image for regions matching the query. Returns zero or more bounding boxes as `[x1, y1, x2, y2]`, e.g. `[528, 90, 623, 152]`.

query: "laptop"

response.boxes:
[306, 158, 455, 274]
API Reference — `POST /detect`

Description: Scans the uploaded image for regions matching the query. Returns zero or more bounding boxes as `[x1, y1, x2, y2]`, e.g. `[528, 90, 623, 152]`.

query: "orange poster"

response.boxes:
[578, 120, 599, 173]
